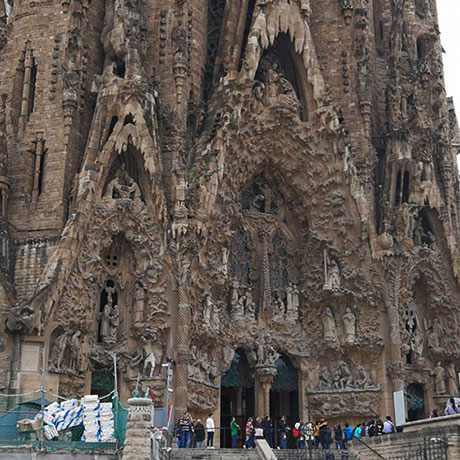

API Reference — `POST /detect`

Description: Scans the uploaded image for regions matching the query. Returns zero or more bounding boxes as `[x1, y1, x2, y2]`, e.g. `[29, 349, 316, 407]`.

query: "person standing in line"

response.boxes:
[278, 415, 288, 449]
[382, 415, 395, 434]
[313, 420, 321, 448]
[318, 417, 328, 450]
[194, 419, 205, 448]
[334, 424, 343, 450]
[375, 419, 384, 435]
[262, 416, 273, 447]
[353, 424, 362, 439]
[343, 422, 353, 449]
[189, 416, 196, 448]
[230, 417, 240, 448]
[206, 413, 215, 448]
[244, 417, 254, 448]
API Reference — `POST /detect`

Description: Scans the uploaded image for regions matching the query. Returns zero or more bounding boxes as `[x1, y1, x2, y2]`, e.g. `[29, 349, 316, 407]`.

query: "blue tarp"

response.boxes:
[0, 399, 49, 441]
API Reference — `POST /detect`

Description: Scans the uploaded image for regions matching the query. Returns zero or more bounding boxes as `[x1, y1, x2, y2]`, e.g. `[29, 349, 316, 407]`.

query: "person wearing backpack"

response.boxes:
[343, 423, 353, 449]
[194, 419, 205, 448]
[383, 416, 396, 434]
[292, 421, 300, 448]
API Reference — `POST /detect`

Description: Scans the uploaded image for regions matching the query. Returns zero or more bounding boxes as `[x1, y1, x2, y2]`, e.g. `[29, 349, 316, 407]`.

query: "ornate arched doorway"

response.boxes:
[270, 354, 298, 446]
[220, 349, 255, 447]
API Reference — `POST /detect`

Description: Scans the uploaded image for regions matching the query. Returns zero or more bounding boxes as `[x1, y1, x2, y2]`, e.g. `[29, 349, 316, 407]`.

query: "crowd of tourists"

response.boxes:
[174, 412, 397, 450]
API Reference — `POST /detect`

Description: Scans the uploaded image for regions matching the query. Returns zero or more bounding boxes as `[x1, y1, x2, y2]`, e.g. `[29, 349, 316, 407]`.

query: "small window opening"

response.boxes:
[114, 58, 126, 78]
[402, 171, 410, 204]
[28, 60, 37, 117]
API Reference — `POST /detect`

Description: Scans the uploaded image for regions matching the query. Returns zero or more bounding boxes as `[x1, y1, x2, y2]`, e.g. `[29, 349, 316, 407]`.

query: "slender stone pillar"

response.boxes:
[122, 397, 153, 460]
[256, 368, 276, 418]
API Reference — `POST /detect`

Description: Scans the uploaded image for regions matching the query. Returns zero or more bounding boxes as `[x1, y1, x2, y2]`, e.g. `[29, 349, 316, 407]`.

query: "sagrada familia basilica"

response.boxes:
[0, 0, 459, 429]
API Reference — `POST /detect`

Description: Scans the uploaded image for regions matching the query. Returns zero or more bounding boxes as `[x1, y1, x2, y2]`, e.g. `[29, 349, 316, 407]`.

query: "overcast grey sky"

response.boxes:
[437, 1, 460, 110]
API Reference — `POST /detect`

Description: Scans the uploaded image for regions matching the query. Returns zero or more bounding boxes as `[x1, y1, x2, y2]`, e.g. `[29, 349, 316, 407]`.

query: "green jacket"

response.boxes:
[230, 420, 239, 436]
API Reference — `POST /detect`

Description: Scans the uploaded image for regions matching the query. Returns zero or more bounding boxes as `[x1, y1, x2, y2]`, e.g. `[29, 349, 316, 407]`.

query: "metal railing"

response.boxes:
[388, 437, 449, 460]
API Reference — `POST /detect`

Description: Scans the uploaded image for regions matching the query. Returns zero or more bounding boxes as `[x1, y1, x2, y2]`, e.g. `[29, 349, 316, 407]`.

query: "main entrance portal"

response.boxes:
[220, 350, 299, 447]
[220, 349, 254, 447]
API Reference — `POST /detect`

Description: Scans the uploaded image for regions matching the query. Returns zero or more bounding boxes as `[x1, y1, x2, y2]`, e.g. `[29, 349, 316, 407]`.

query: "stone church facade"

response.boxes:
[0, 0, 459, 428]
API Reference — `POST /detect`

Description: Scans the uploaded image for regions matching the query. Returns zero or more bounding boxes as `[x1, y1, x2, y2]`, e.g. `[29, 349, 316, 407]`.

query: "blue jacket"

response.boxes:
[344, 427, 353, 440]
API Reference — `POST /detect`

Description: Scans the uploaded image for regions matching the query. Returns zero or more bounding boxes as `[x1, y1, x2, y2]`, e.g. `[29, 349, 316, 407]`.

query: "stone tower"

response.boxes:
[1, 0, 459, 428]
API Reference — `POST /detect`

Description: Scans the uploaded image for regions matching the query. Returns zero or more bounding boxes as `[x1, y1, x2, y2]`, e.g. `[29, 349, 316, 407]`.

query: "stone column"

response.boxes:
[122, 397, 153, 460]
[256, 369, 276, 418]
[173, 242, 193, 419]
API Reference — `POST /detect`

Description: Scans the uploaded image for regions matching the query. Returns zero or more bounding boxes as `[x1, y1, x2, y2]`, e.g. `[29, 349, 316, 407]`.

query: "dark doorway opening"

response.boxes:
[271, 355, 298, 447]
[406, 383, 426, 421]
[220, 349, 254, 448]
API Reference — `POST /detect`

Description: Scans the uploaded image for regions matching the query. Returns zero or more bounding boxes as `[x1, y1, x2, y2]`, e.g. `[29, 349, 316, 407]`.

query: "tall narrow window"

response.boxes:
[203, 0, 227, 103]
[394, 170, 402, 205]
[28, 59, 37, 116]
[32, 133, 46, 205]
[402, 171, 410, 204]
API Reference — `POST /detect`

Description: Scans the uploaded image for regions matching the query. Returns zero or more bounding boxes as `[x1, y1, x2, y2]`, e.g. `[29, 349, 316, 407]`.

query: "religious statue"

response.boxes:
[235, 292, 247, 318]
[427, 317, 444, 350]
[433, 362, 447, 395]
[105, 166, 142, 203]
[203, 294, 213, 327]
[322, 307, 338, 342]
[133, 281, 146, 325]
[69, 331, 82, 372]
[100, 302, 112, 342]
[52, 331, 71, 370]
[343, 307, 356, 344]
[109, 305, 120, 342]
[447, 363, 458, 395]
[221, 247, 229, 277]
[245, 289, 256, 319]
[323, 250, 341, 290]
[285, 284, 299, 322]
[143, 340, 156, 379]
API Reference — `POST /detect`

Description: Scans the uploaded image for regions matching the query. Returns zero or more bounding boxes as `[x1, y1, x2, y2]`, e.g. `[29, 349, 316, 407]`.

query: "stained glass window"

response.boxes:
[270, 234, 289, 292]
[231, 231, 250, 285]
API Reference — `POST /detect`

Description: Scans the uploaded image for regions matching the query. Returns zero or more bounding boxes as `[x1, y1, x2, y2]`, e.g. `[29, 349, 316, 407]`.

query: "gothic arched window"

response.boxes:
[231, 231, 250, 285]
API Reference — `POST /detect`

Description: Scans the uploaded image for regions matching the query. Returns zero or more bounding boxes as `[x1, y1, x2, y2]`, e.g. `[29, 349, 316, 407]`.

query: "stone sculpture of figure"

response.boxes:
[221, 247, 229, 277]
[343, 307, 356, 344]
[210, 300, 220, 332]
[324, 250, 341, 290]
[133, 281, 145, 325]
[142, 339, 156, 379]
[355, 365, 373, 388]
[105, 167, 142, 202]
[339, 361, 354, 389]
[235, 293, 246, 317]
[447, 363, 458, 395]
[251, 81, 265, 112]
[69, 331, 81, 372]
[427, 318, 444, 349]
[318, 367, 332, 390]
[203, 294, 213, 327]
[100, 302, 112, 343]
[286, 284, 294, 311]
[433, 362, 447, 395]
[245, 289, 256, 319]
[322, 307, 338, 342]
[53, 331, 71, 370]
[272, 294, 285, 322]
[285, 284, 298, 322]
[109, 305, 120, 342]
[292, 285, 300, 311]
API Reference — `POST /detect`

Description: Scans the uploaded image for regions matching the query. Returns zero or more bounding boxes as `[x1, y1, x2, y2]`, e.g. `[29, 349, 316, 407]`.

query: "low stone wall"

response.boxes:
[350, 421, 460, 460]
